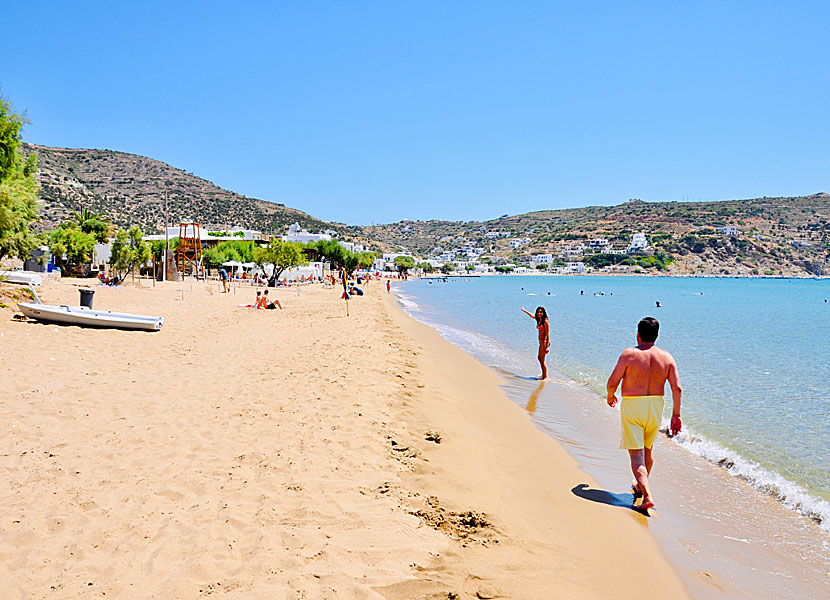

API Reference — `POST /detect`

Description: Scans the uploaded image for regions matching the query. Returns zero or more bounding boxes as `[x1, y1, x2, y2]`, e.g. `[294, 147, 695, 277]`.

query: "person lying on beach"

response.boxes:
[521, 306, 550, 380]
[262, 290, 282, 310]
[606, 317, 682, 512]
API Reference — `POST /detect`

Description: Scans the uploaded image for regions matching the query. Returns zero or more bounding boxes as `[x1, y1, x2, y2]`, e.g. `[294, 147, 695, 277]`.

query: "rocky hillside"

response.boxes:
[22, 144, 340, 235]
[359, 195, 830, 276]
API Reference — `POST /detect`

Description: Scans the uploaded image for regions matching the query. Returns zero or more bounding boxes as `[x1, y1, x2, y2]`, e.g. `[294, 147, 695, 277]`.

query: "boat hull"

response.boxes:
[17, 303, 164, 331]
[1, 271, 43, 285]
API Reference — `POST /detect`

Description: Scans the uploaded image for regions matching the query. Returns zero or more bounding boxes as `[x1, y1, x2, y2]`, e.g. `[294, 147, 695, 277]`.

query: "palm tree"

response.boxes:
[71, 207, 113, 243]
[72, 208, 111, 228]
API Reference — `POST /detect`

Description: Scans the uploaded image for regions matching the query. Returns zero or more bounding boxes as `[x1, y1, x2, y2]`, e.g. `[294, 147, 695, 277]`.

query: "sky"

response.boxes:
[2, 1, 829, 225]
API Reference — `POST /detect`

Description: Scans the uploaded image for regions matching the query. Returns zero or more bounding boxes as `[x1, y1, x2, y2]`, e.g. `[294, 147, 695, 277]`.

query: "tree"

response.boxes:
[359, 252, 376, 270]
[465, 264, 476, 272]
[46, 224, 96, 271]
[495, 265, 514, 273]
[342, 251, 361, 276]
[260, 240, 308, 284]
[440, 262, 455, 274]
[313, 240, 346, 270]
[202, 240, 255, 272]
[109, 226, 149, 280]
[0, 96, 40, 262]
[394, 255, 415, 276]
[72, 208, 112, 243]
[417, 262, 434, 273]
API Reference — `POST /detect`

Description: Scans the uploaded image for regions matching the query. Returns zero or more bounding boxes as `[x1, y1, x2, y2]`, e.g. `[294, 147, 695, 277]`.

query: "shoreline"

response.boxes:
[392, 278, 830, 598]
[0, 277, 691, 599]
[379, 287, 691, 598]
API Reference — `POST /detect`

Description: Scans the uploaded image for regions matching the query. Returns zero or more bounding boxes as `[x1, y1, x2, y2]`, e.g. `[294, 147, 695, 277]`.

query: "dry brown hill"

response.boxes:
[360, 195, 830, 276]
[22, 143, 340, 235]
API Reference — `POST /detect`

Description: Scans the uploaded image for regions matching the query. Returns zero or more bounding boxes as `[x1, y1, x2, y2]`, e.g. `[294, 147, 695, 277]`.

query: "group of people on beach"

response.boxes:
[252, 290, 282, 310]
[522, 305, 682, 512]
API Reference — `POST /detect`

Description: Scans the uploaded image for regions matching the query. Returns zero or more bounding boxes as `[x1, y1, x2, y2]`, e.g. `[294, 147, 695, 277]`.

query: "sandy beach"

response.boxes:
[0, 277, 689, 599]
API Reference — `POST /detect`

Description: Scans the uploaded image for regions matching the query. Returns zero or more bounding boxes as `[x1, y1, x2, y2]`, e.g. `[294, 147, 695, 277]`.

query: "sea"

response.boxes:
[394, 275, 830, 599]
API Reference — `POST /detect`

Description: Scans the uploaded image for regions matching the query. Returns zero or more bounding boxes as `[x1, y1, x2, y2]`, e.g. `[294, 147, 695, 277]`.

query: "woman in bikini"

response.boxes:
[521, 306, 550, 380]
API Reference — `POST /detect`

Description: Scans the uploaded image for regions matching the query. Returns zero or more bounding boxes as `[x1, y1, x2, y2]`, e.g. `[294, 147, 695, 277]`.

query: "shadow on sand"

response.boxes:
[571, 483, 650, 516]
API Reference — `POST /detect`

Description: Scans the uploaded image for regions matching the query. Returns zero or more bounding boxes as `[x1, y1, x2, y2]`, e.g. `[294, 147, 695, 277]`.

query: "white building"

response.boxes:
[147, 225, 265, 242]
[339, 241, 366, 253]
[628, 233, 649, 253]
[562, 246, 584, 257]
[716, 226, 739, 236]
[509, 237, 531, 249]
[565, 261, 586, 273]
[382, 252, 415, 262]
[589, 239, 609, 249]
[283, 222, 332, 244]
[532, 253, 554, 264]
[485, 231, 511, 239]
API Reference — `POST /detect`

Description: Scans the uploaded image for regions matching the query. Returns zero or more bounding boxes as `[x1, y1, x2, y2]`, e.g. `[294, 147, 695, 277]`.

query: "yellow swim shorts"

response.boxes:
[620, 395, 665, 450]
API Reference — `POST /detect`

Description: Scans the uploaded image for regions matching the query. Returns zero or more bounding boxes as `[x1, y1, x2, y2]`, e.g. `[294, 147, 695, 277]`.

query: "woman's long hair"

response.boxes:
[535, 306, 548, 326]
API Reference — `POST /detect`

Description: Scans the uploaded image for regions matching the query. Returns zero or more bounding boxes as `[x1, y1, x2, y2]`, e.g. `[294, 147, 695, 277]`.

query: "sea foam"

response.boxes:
[666, 422, 830, 532]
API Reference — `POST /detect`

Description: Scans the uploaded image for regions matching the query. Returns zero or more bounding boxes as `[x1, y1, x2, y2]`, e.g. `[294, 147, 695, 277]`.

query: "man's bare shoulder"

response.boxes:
[652, 345, 677, 364]
[619, 347, 640, 360]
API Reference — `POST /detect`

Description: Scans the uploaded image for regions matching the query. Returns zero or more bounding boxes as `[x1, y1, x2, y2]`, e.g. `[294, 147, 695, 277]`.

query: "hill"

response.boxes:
[359, 195, 830, 276]
[22, 144, 340, 235]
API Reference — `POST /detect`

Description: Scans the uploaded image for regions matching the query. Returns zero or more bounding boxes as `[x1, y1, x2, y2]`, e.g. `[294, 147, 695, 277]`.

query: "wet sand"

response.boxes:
[0, 277, 687, 598]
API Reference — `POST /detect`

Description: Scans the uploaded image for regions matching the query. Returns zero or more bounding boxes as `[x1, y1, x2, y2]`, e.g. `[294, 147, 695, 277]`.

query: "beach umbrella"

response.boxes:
[222, 260, 243, 273]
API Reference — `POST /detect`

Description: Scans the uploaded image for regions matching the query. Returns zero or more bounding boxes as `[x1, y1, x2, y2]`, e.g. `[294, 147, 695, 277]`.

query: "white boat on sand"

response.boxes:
[1, 270, 43, 285]
[17, 302, 164, 331]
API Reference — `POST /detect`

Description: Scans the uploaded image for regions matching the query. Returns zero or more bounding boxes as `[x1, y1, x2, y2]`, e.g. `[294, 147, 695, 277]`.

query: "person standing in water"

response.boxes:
[606, 317, 682, 512]
[521, 306, 550, 380]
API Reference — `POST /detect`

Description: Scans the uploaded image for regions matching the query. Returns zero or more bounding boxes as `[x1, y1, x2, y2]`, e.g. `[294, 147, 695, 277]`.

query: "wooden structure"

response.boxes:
[177, 222, 204, 279]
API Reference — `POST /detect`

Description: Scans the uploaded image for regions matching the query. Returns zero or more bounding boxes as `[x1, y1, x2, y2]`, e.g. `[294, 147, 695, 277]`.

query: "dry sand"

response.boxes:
[0, 277, 689, 599]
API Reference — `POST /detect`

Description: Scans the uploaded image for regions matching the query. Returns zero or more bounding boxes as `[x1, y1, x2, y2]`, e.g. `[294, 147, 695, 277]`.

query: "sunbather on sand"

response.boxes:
[262, 290, 282, 310]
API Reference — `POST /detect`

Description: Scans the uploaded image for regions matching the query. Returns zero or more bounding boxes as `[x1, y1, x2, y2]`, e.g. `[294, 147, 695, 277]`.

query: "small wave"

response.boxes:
[393, 291, 419, 310]
[666, 423, 830, 532]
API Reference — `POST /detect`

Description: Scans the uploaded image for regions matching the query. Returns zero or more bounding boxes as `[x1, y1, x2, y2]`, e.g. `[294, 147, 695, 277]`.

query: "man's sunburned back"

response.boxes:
[619, 344, 675, 396]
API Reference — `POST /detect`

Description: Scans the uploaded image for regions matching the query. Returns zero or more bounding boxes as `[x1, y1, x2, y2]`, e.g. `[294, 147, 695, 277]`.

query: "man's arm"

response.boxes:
[667, 358, 683, 435]
[606, 352, 628, 407]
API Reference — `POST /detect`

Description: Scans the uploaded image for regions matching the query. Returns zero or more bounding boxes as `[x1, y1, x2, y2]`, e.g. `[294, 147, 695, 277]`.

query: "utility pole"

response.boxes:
[163, 190, 168, 282]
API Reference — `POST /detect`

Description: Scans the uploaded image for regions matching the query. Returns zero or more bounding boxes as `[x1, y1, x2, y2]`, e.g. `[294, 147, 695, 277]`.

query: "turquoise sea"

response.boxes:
[396, 275, 830, 531]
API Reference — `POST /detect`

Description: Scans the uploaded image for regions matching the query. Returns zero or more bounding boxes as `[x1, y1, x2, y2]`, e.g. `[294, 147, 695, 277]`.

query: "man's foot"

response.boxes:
[637, 497, 655, 513]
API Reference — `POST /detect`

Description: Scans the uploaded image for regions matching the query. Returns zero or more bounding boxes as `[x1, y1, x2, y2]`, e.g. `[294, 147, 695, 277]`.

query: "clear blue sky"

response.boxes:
[3, 1, 828, 225]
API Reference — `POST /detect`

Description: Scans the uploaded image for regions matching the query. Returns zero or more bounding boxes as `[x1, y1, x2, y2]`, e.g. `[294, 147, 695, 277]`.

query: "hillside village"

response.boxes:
[13, 143, 830, 278]
[357, 195, 830, 277]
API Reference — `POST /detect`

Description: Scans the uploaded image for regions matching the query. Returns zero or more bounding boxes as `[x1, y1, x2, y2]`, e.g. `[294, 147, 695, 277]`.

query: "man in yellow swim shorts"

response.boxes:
[606, 317, 682, 512]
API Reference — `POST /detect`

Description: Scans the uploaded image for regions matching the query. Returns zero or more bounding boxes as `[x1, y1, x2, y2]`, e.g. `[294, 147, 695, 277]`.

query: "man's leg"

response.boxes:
[628, 449, 654, 509]
[644, 446, 654, 476]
